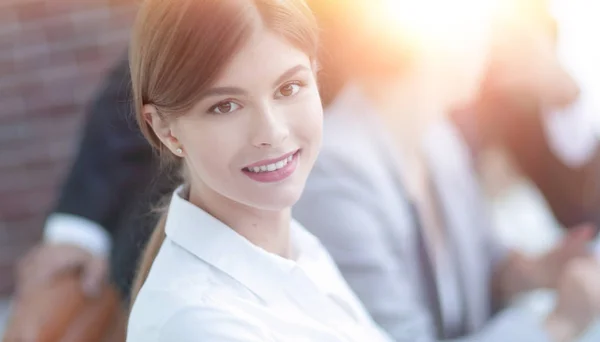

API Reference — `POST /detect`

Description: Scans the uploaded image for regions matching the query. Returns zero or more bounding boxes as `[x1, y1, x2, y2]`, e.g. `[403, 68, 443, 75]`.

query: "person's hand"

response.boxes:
[532, 224, 596, 289]
[16, 243, 108, 298]
[545, 258, 600, 342]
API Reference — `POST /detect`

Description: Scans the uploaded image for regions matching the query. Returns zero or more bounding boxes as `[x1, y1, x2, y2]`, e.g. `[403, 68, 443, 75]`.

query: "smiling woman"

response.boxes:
[125, 0, 393, 341]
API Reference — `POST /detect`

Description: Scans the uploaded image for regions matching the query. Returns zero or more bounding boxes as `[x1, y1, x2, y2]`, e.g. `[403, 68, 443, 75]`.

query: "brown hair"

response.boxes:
[128, 0, 318, 307]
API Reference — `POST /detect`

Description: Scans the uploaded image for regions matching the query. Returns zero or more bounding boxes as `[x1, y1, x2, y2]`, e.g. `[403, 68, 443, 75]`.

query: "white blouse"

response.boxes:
[127, 187, 392, 342]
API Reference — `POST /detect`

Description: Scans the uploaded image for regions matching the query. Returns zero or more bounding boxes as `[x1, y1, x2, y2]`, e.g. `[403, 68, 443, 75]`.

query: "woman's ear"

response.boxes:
[143, 104, 183, 155]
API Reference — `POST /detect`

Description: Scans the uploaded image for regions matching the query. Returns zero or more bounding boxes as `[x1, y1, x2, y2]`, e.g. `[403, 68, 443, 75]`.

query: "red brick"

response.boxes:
[45, 20, 75, 44]
[0, 187, 56, 221]
[0, 103, 80, 124]
[0, 0, 38, 9]
[0, 57, 15, 76]
[0, 217, 45, 243]
[15, 1, 48, 22]
[108, 0, 135, 8]
[0, 234, 41, 264]
[74, 43, 101, 65]
[0, 167, 65, 194]
[0, 80, 43, 105]
[43, 1, 79, 17]
[0, 0, 133, 295]
[0, 136, 75, 169]
[109, 4, 137, 28]
[0, 264, 16, 295]
[0, 33, 19, 54]
[0, 8, 18, 26]
[0, 115, 80, 149]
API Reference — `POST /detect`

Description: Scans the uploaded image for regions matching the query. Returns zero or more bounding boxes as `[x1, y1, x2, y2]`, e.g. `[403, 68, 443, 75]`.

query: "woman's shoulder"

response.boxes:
[142, 237, 259, 296]
[128, 242, 266, 340]
[131, 237, 261, 317]
[158, 301, 275, 342]
[128, 289, 271, 342]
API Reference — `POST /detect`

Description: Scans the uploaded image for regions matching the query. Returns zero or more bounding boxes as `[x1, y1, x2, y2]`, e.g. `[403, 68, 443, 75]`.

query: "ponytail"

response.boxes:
[129, 209, 168, 310]
[129, 167, 188, 311]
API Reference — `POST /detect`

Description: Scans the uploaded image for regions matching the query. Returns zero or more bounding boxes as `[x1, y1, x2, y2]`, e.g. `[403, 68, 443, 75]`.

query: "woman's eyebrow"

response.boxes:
[272, 64, 309, 87]
[198, 86, 247, 101]
[198, 64, 310, 101]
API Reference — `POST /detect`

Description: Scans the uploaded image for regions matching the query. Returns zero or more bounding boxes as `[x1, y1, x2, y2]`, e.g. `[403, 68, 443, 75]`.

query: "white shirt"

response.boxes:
[44, 213, 111, 256]
[127, 186, 392, 342]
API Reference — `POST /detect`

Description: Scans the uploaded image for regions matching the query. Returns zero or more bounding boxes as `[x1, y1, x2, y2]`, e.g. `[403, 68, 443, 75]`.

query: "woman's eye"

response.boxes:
[276, 82, 302, 98]
[210, 101, 240, 114]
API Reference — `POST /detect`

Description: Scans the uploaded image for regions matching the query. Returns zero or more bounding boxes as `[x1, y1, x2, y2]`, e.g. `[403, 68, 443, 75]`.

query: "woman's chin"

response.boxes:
[244, 186, 305, 212]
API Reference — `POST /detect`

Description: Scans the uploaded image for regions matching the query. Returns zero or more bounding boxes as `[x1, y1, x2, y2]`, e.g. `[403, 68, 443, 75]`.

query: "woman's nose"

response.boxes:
[250, 106, 290, 148]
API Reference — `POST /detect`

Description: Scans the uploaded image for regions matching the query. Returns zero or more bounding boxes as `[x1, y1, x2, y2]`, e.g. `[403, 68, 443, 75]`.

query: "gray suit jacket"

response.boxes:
[293, 85, 551, 342]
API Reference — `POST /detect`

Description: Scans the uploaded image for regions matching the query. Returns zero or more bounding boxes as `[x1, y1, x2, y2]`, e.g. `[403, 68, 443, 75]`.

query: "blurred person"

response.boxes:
[504, 0, 600, 230]
[11, 0, 600, 340]
[461, 0, 600, 230]
[14, 57, 168, 307]
[6, 56, 166, 341]
[125, 0, 393, 341]
[294, 0, 600, 341]
[16, 0, 600, 310]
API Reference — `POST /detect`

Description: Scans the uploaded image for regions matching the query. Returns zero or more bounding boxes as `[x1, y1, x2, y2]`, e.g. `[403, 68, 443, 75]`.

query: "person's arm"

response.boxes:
[491, 224, 595, 309]
[464, 146, 599, 342]
[43, 213, 112, 257]
[294, 151, 555, 342]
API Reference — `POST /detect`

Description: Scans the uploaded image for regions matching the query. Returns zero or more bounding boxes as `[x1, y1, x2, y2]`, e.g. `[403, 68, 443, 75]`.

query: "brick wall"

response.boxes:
[0, 0, 136, 295]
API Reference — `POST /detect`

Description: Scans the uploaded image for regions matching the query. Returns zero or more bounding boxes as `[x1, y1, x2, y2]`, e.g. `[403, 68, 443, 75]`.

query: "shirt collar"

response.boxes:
[164, 186, 317, 302]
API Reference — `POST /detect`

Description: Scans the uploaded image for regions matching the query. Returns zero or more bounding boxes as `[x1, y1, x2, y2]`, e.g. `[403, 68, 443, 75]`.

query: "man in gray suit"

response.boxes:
[294, 0, 600, 341]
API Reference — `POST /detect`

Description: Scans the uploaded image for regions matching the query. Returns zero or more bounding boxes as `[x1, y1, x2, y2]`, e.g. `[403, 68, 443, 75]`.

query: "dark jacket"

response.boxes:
[50, 57, 173, 302]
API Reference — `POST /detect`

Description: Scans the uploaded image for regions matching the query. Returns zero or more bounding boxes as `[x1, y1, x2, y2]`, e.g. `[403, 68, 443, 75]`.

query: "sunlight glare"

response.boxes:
[376, 0, 501, 48]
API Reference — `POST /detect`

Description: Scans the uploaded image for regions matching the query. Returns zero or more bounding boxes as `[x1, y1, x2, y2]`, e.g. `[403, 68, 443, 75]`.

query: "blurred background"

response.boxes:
[0, 1, 135, 334]
[0, 0, 599, 340]
[0, 0, 134, 294]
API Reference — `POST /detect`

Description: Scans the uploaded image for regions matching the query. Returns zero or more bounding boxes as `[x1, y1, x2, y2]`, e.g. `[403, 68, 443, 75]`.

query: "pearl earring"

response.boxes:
[175, 148, 183, 155]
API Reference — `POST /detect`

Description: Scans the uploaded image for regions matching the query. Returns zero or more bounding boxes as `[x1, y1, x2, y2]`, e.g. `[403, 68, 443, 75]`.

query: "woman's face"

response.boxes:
[149, 30, 323, 211]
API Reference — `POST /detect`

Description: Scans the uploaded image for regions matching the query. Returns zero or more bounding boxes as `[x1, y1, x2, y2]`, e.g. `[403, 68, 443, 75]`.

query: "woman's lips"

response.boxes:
[242, 150, 300, 183]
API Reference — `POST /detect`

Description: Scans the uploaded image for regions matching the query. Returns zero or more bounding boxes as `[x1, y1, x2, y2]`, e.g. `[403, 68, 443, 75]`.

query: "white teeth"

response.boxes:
[247, 154, 294, 173]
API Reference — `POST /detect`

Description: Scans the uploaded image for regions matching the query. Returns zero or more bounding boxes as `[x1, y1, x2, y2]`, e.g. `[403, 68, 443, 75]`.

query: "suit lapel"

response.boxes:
[341, 87, 491, 334]
[422, 121, 490, 332]
[366, 116, 447, 335]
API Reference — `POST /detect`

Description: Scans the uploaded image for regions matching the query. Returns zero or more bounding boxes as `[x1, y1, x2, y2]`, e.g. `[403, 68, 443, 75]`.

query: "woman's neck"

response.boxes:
[187, 182, 293, 259]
